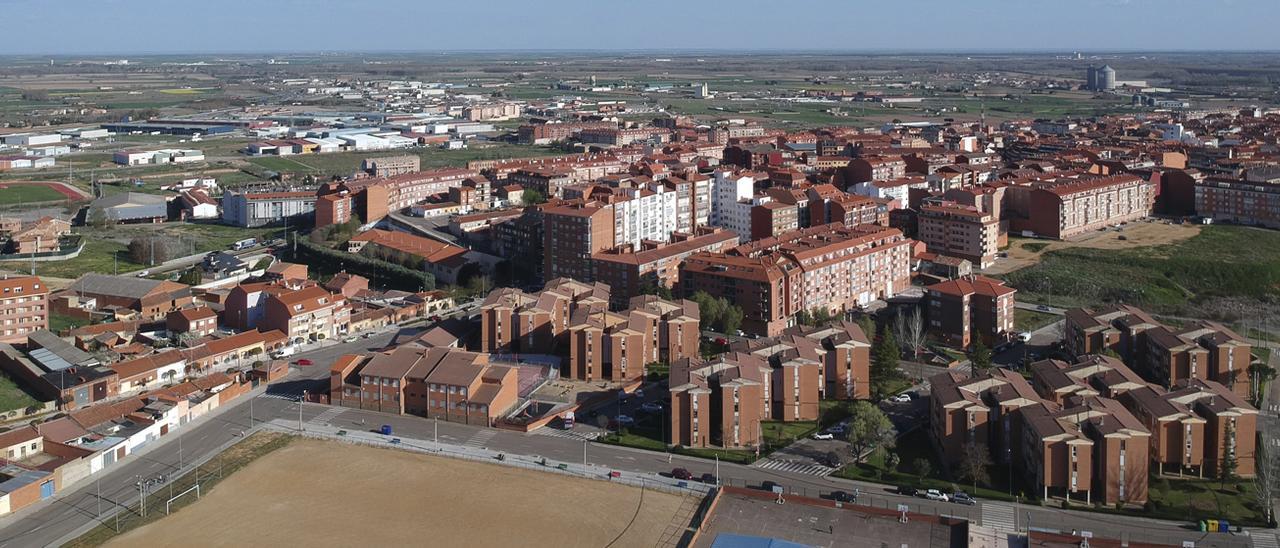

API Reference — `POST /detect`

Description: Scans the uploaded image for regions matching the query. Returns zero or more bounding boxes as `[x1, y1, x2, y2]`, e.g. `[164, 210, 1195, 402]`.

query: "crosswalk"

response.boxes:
[535, 428, 601, 442]
[1255, 531, 1280, 548]
[261, 392, 300, 402]
[980, 502, 1018, 533]
[309, 406, 347, 426]
[753, 458, 835, 477]
[464, 429, 498, 448]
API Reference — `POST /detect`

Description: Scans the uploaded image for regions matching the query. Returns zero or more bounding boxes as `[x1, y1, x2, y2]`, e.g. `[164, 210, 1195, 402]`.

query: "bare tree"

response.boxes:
[906, 307, 926, 360]
[1257, 440, 1277, 526]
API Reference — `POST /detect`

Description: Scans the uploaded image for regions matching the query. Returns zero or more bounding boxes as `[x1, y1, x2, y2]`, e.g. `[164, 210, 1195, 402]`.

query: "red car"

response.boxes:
[670, 468, 692, 480]
[295, 358, 313, 366]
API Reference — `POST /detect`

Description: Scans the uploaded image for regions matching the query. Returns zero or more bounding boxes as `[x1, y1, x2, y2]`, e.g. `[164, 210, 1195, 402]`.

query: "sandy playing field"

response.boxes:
[984, 221, 1201, 275]
[106, 439, 694, 548]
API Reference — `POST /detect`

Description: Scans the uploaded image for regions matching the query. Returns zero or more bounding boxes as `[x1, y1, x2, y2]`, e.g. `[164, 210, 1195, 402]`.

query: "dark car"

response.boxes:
[897, 486, 918, 497]
[831, 490, 857, 503]
[699, 473, 717, 485]
[671, 468, 692, 480]
[428, 315, 442, 322]
[950, 492, 976, 505]
[761, 481, 783, 492]
[824, 451, 842, 468]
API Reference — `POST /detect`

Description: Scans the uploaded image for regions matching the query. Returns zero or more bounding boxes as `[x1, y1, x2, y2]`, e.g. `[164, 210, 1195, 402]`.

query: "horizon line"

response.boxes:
[3, 47, 1280, 58]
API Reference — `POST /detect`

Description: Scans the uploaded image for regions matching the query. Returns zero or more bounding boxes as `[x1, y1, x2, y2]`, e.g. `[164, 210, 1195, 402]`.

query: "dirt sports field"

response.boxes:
[106, 439, 695, 548]
[983, 221, 1201, 275]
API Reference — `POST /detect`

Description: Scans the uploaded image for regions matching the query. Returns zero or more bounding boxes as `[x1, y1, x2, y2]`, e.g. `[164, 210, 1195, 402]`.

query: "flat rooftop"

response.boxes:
[695, 488, 964, 548]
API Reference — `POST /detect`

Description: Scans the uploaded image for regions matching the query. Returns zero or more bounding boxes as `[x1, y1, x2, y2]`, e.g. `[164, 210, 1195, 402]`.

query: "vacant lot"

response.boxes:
[986, 221, 1201, 275]
[106, 439, 692, 548]
[1002, 224, 1280, 319]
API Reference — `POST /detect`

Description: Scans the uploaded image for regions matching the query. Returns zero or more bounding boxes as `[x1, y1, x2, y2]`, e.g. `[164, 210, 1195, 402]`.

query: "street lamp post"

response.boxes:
[299, 390, 306, 432]
[583, 439, 587, 466]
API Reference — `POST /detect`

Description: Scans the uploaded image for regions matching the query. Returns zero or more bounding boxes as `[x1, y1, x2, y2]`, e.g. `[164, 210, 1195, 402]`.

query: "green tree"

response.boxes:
[885, 452, 901, 474]
[88, 207, 109, 229]
[958, 442, 991, 492]
[811, 308, 833, 326]
[177, 268, 202, 286]
[870, 325, 900, 398]
[638, 278, 673, 300]
[845, 400, 897, 463]
[912, 457, 932, 480]
[522, 188, 547, 205]
[969, 338, 993, 370]
[1220, 421, 1239, 488]
[722, 303, 743, 335]
[795, 309, 813, 327]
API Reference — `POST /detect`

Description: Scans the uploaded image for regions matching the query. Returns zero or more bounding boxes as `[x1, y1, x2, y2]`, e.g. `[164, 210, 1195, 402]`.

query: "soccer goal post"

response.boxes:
[166, 484, 201, 515]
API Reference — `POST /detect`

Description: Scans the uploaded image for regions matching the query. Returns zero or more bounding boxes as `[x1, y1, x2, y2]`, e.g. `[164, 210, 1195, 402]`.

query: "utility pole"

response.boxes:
[299, 390, 306, 432]
[434, 417, 438, 444]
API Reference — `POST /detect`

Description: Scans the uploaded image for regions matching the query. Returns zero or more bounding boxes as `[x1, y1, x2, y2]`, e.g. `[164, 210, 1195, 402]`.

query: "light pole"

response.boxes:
[583, 439, 587, 466]
[299, 390, 306, 432]
[434, 417, 438, 444]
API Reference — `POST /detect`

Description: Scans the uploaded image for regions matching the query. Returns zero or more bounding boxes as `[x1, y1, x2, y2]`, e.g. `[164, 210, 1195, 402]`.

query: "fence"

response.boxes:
[264, 420, 713, 499]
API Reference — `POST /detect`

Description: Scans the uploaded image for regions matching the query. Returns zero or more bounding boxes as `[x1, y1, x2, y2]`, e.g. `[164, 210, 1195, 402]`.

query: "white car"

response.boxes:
[1017, 332, 1033, 342]
[811, 432, 835, 441]
[889, 393, 912, 403]
[924, 489, 949, 502]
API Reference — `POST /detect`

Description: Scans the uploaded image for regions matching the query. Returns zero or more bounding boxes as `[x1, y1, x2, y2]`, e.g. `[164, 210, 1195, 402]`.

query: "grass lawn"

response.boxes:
[248, 156, 317, 173]
[1015, 309, 1060, 332]
[1137, 476, 1264, 526]
[1021, 241, 1050, 253]
[1002, 225, 1280, 316]
[34, 223, 276, 279]
[0, 376, 41, 414]
[0, 184, 67, 205]
[833, 428, 1018, 502]
[49, 312, 85, 334]
[1254, 346, 1271, 363]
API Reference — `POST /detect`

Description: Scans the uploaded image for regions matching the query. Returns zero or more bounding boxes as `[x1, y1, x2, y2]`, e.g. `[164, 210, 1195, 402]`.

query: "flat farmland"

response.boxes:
[106, 438, 695, 548]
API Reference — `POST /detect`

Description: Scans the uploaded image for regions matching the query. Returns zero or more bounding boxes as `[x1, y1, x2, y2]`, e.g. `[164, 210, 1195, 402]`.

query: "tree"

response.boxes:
[175, 331, 200, 348]
[969, 338, 993, 370]
[912, 457, 932, 480]
[795, 309, 813, 327]
[870, 325, 901, 398]
[904, 307, 925, 360]
[958, 442, 991, 492]
[1256, 441, 1277, 527]
[810, 308, 833, 326]
[690, 290, 745, 335]
[177, 268, 202, 286]
[127, 237, 169, 265]
[88, 207, 109, 230]
[1250, 361, 1278, 406]
[1219, 421, 1238, 489]
[845, 400, 897, 464]
[885, 452, 901, 474]
[638, 278, 673, 300]
[522, 188, 547, 205]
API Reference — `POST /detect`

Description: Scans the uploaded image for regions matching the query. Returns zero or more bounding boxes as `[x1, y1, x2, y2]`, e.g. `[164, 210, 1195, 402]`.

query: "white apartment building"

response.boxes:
[613, 184, 679, 247]
[710, 170, 760, 242]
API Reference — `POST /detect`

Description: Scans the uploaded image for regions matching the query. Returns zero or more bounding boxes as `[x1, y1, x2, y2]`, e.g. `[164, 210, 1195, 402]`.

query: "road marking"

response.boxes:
[533, 428, 601, 442]
[752, 458, 835, 477]
[463, 429, 497, 448]
[1254, 531, 1280, 548]
[981, 502, 1018, 533]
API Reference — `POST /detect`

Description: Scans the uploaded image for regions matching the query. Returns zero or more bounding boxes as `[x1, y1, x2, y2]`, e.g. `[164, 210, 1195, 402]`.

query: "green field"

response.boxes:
[32, 223, 275, 279]
[1015, 309, 1061, 332]
[0, 376, 41, 414]
[1003, 225, 1280, 317]
[0, 185, 67, 205]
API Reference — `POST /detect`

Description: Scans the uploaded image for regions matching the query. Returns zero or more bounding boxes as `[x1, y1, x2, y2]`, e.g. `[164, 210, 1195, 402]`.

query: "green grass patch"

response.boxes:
[1253, 346, 1271, 363]
[1136, 475, 1264, 526]
[0, 376, 42, 415]
[248, 156, 317, 173]
[1015, 309, 1060, 332]
[1021, 241, 1050, 253]
[1003, 225, 1280, 315]
[0, 184, 67, 205]
[49, 312, 85, 334]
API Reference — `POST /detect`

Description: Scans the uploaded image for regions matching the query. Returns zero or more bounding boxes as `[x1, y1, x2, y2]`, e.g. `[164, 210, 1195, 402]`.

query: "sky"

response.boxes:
[1, 0, 1277, 55]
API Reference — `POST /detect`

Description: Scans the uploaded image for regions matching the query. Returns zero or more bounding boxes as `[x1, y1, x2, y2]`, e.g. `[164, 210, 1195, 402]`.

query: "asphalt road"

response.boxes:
[0, 325, 1259, 548]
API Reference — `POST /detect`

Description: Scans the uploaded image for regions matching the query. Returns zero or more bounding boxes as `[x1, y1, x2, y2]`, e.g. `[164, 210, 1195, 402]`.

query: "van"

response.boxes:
[271, 346, 296, 359]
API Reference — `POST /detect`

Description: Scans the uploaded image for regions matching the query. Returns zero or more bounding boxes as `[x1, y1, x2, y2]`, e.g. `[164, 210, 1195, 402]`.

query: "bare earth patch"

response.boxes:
[105, 438, 692, 548]
[984, 221, 1202, 275]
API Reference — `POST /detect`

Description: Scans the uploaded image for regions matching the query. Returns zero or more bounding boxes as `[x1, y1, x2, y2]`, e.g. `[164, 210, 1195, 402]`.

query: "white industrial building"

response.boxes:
[113, 149, 205, 166]
[0, 133, 63, 147]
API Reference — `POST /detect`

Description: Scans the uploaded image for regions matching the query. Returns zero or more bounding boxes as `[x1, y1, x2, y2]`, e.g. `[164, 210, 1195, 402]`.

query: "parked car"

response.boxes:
[615, 414, 635, 427]
[897, 486, 918, 497]
[924, 489, 949, 502]
[950, 492, 976, 505]
[831, 490, 856, 503]
[826, 423, 847, 435]
[699, 473, 717, 485]
[1017, 332, 1033, 342]
[428, 315, 442, 322]
[670, 468, 692, 480]
[343, 336, 358, 343]
[634, 389, 645, 399]
[889, 393, 911, 403]
[824, 451, 842, 468]
[1036, 304, 1051, 312]
[295, 358, 313, 366]
[760, 481, 783, 492]
[812, 432, 834, 441]
[640, 402, 663, 414]
[713, 337, 728, 345]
